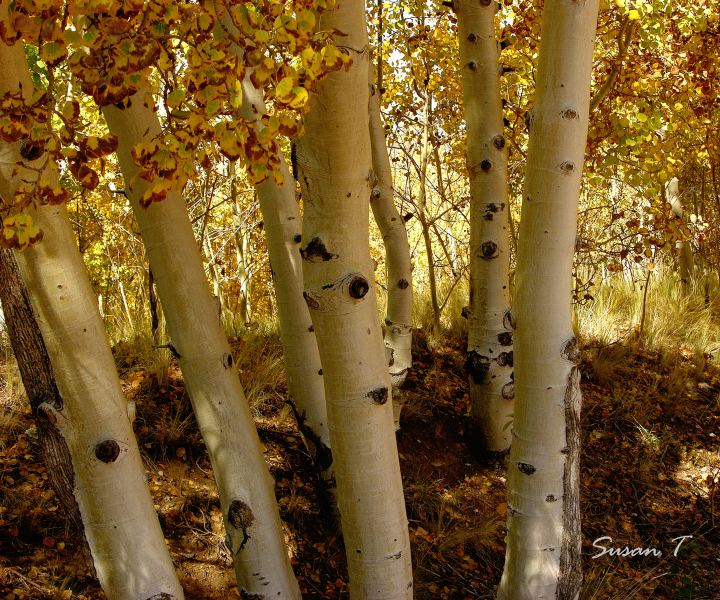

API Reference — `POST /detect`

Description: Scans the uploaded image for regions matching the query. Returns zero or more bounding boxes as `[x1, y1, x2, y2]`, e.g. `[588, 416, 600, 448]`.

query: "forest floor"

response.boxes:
[1, 328, 720, 599]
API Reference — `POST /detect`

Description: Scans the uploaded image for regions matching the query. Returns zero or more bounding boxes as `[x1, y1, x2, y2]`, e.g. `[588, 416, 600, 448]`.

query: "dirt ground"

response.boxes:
[1, 331, 719, 599]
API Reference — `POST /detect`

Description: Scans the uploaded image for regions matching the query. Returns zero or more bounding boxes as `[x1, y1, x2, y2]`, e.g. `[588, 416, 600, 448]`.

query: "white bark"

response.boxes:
[103, 97, 300, 600]
[497, 1, 600, 599]
[368, 65, 414, 404]
[213, 16, 333, 482]
[0, 24, 183, 600]
[667, 177, 694, 285]
[457, 0, 513, 453]
[293, 0, 413, 597]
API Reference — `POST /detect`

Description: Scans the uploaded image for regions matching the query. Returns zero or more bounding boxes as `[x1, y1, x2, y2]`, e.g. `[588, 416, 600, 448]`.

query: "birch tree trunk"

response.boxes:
[457, 0, 514, 454]
[497, 1, 600, 598]
[416, 91, 440, 331]
[369, 64, 414, 398]
[292, 0, 413, 596]
[0, 27, 184, 600]
[229, 163, 253, 325]
[103, 97, 300, 600]
[667, 177, 694, 286]
[212, 15, 333, 482]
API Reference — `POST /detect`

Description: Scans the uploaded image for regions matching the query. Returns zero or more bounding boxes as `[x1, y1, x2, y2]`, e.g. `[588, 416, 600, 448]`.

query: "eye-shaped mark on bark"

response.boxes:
[503, 309, 516, 330]
[303, 291, 320, 310]
[293, 234, 302, 243]
[398, 278, 409, 290]
[371, 188, 381, 200]
[558, 161, 575, 175]
[146, 594, 179, 600]
[238, 590, 264, 600]
[517, 462, 536, 475]
[497, 351, 513, 367]
[300, 238, 338, 262]
[546, 494, 558, 502]
[366, 386, 389, 405]
[386, 551, 402, 560]
[348, 275, 370, 299]
[227, 499, 254, 553]
[466, 32, 477, 43]
[465, 351, 490, 381]
[222, 353, 233, 369]
[467, 61, 478, 71]
[480, 241, 498, 259]
[493, 135, 506, 150]
[561, 336, 581, 364]
[480, 159, 492, 172]
[95, 440, 120, 463]
[479, 0, 491, 6]
[501, 381, 515, 399]
[497, 331, 513, 346]
[561, 107, 578, 120]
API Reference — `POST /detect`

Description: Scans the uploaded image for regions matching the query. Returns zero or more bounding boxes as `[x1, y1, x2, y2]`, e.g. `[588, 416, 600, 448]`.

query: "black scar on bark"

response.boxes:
[501, 381, 515, 399]
[517, 462, 536, 474]
[480, 159, 492, 172]
[302, 292, 320, 310]
[366, 387, 389, 405]
[146, 594, 179, 600]
[300, 238, 339, 262]
[95, 440, 120, 463]
[546, 494, 558, 502]
[481, 241, 498, 259]
[461, 305, 470, 320]
[308, 325, 314, 332]
[239, 591, 265, 600]
[498, 331, 513, 346]
[503, 309, 516, 330]
[493, 135, 506, 150]
[465, 351, 490, 381]
[348, 276, 370, 299]
[228, 499, 254, 553]
[293, 234, 301, 243]
[222, 354, 233, 369]
[398, 278, 409, 289]
[497, 351, 513, 367]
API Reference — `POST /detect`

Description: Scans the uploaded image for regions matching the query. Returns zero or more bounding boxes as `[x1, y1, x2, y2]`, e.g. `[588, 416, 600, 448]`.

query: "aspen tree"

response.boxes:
[456, 0, 513, 453]
[292, 0, 413, 596]
[213, 14, 333, 481]
[103, 96, 300, 600]
[0, 25, 184, 600]
[497, 0, 600, 598]
[666, 177, 694, 286]
[369, 64, 414, 407]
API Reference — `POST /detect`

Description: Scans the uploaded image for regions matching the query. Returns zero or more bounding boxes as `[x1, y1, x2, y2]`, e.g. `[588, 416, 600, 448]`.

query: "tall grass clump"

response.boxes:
[575, 267, 720, 360]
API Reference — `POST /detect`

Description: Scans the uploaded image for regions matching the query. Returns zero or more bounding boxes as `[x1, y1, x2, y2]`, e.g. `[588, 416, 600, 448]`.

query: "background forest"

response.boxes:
[1, 0, 720, 599]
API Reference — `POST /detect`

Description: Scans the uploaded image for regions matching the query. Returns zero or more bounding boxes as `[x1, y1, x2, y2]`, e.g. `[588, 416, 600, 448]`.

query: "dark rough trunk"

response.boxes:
[0, 248, 93, 570]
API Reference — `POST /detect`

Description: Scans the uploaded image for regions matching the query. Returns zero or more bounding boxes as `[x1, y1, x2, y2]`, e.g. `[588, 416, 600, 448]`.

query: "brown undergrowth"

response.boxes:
[0, 324, 719, 599]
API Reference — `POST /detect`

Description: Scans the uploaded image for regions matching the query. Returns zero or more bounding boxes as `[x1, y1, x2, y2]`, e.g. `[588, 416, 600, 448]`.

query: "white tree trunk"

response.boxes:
[457, 0, 514, 453]
[0, 26, 184, 600]
[293, 0, 413, 597]
[103, 98, 300, 600]
[667, 177, 694, 285]
[228, 164, 253, 325]
[497, 1, 600, 599]
[213, 15, 333, 483]
[368, 65, 414, 409]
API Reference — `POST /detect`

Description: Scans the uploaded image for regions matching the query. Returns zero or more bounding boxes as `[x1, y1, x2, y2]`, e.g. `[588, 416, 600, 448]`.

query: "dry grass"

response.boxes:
[575, 268, 720, 359]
